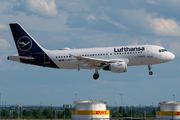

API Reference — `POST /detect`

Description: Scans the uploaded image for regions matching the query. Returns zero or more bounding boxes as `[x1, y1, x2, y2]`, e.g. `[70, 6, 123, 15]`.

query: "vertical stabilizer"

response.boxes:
[9, 23, 44, 56]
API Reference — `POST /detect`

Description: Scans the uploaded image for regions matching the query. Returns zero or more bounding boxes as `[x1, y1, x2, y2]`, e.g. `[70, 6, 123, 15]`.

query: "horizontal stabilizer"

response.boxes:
[8, 55, 34, 62]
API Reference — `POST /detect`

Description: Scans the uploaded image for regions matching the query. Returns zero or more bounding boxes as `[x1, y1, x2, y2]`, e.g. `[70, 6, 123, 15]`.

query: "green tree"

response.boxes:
[42, 109, 51, 118]
[22, 110, 32, 118]
[62, 108, 71, 118]
[53, 110, 62, 118]
[65, 108, 71, 118]
[152, 108, 156, 116]
[118, 106, 125, 117]
[128, 109, 136, 117]
[2, 109, 10, 118]
[32, 109, 41, 118]
[57, 111, 62, 118]
[112, 111, 121, 117]
[13, 111, 18, 119]
[124, 112, 130, 117]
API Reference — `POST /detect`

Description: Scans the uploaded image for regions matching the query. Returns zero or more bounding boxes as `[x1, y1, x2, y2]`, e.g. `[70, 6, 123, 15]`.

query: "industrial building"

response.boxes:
[156, 101, 180, 120]
[71, 100, 110, 120]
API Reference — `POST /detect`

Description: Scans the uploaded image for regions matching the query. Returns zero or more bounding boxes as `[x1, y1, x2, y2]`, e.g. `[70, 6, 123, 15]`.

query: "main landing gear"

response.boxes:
[93, 69, 99, 80]
[148, 65, 153, 75]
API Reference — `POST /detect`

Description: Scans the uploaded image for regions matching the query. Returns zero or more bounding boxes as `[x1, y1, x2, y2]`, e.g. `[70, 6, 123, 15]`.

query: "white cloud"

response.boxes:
[0, 63, 20, 71]
[149, 18, 180, 36]
[1, 11, 68, 32]
[26, 0, 58, 17]
[87, 15, 95, 20]
[0, 24, 8, 30]
[146, 0, 158, 5]
[100, 14, 126, 30]
[0, 37, 11, 49]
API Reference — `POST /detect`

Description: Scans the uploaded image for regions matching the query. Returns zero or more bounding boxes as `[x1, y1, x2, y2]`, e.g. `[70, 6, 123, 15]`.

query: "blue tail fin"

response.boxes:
[9, 23, 44, 55]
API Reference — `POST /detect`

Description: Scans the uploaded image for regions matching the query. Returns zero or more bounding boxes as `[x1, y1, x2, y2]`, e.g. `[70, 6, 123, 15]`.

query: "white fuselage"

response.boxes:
[46, 45, 175, 69]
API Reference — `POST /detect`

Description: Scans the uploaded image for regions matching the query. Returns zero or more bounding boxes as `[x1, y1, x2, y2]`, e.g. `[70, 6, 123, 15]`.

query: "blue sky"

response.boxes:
[0, 0, 180, 107]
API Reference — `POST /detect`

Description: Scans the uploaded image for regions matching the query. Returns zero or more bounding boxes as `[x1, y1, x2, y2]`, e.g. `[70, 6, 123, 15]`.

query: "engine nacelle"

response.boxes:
[103, 62, 127, 73]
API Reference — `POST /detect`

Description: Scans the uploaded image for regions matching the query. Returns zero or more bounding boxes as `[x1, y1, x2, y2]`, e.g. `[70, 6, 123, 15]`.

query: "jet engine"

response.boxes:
[103, 62, 127, 73]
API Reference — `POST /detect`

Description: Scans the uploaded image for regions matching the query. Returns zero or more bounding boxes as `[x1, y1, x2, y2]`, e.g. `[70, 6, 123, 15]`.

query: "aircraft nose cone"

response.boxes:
[167, 52, 175, 61]
[164, 52, 175, 61]
[170, 53, 175, 60]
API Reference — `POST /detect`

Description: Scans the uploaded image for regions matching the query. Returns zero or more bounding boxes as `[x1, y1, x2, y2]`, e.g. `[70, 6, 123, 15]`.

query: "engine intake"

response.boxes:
[103, 62, 127, 73]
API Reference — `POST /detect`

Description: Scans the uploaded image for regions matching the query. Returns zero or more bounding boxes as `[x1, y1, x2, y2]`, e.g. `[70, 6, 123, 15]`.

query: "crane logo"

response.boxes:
[17, 36, 32, 51]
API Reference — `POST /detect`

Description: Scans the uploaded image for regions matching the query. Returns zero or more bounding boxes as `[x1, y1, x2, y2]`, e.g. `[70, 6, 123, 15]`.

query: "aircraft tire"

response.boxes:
[93, 73, 99, 80]
[149, 71, 153, 75]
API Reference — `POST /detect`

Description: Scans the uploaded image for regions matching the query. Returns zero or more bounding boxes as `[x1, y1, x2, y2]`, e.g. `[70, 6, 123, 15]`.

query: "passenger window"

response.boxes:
[85, 55, 86, 56]
[101, 54, 102, 56]
[114, 53, 116, 55]
[117, 53, 118, 55]
[110, 53, 112, 55]
[103, 54, 105, 56]
[93, 54, 94, 56]
[82, 55, 84, 56]
[64, 56, 65, 58]
[95, 54, 97, 56]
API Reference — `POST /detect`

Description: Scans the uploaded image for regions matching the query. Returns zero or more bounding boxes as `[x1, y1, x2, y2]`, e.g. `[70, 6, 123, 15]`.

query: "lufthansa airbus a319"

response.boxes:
[8, 23, 175, 80]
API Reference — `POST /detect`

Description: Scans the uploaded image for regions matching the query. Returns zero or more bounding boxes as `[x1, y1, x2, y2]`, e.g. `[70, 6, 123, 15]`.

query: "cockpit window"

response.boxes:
[159, 49, 167, 52]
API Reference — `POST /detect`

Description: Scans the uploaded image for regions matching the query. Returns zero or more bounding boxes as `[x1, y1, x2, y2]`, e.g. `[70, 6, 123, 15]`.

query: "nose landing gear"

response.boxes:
[148, 65, 153, 75]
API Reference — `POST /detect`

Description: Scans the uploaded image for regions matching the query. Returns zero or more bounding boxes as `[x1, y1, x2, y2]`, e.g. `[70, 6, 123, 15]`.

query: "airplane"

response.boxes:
[8, 23, 175, 80]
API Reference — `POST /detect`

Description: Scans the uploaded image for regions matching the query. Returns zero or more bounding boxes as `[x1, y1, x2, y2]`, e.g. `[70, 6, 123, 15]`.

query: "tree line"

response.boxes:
[1, 108, 71, 119]
[1, 106, 157, 119]
[111, 107, 156, 118]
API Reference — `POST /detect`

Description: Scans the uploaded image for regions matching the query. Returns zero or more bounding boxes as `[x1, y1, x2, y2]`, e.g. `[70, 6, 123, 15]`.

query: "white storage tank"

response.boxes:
[157, 101, 180, 119]
[71, 100, 110, 120]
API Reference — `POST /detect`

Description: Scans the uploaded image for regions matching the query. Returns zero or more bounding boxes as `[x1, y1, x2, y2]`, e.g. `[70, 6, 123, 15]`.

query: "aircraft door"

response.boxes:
[147, 47, 153, 58]
[44, 52, 50, 64]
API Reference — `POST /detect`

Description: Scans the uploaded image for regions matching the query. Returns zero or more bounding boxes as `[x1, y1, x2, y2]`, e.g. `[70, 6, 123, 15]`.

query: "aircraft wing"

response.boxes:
[73, 55, 110, 66]
[73, 55, 127, 67]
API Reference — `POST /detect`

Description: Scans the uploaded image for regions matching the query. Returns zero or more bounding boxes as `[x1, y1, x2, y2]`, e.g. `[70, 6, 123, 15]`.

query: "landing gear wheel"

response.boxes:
[149, 71, 153, 75]
[148, 65, 153, 75]
[93, 73, 99, 80]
